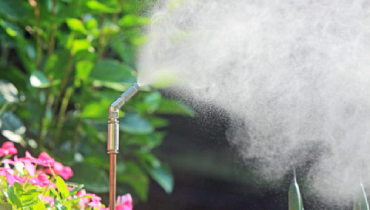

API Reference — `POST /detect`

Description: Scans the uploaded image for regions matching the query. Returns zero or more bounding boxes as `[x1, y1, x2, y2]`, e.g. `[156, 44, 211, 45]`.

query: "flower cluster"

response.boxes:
[0, 141, 133, 210]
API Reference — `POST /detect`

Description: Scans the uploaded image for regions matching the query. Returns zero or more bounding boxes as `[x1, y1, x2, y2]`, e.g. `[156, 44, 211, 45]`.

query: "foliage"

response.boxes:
[353, 182, 369, 210]
[0, 141, 133, 209]
[288, 168, 303, 210]
[289, 170, 370, 210]
[0, 0, 194, 202]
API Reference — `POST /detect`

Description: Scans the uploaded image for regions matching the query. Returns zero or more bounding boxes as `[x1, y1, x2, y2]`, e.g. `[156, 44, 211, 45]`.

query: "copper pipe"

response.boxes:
[107, 83, 140, 210]
[109, 153, 117, 210]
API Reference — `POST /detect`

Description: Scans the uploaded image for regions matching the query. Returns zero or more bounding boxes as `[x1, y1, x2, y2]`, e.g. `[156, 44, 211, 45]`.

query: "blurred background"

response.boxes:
[0, 0, 326, 209]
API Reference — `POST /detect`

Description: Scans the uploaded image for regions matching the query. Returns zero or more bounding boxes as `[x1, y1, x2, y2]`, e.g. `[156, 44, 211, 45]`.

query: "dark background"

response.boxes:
[136, 101, 290, 210]
[135, 97, 345, 210]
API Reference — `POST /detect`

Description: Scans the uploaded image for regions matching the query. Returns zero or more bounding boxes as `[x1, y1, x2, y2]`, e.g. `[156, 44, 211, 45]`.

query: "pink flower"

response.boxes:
[24, 162, 35, 176]
[76, 189, 90, 209]
[0, 167, 13, 176]
[30, 173, 50, 187]
[116, 194, 133, 210]
[6, 174, 25, 185]
[59, 166, 73, 180]
[88, 194, 103, 208]
[20, 151, 38, 164]
[0, 142, 17, 157]
[41, 196, 55, 207]
[101, 194, 133, 210]
[45, 162, 73, 180]
[38, 152, 55, 167]
[6, 174, 16, 185]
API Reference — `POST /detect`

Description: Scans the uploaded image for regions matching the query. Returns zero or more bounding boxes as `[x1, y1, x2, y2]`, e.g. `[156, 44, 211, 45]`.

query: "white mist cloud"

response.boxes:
[138, 0, 370, 204]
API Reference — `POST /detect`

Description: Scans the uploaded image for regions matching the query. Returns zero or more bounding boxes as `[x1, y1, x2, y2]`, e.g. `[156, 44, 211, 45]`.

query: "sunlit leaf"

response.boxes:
[118, 15, 150, 27]
[0, 20, 22, 37]
[81, 99, 112, 119]
[0, 79, 19, 104]
[76, 60, 94, 80]
[66, 18, 87, 34]
[0, 111, 25, 143]
[72, 39, 92, 54]
[29, 71, 50, 88]
[56, 176, 69, 200]
[85, 0, 120, 13]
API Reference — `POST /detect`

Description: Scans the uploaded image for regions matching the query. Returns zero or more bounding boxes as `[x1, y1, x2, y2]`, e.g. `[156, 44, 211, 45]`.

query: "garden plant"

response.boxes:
[0, 141, 132, 209]
[0, 0, 194, 207]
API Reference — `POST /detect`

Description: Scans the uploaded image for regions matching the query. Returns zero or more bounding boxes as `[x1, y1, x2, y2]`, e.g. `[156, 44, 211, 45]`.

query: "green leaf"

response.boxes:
[56, 176, 70, 200]
[75, 60, 94, 87]
[0, 203, 12, 210]
[353, 182, 369, 210]
[118, 15, 150, 27]
[288, 175, 303, 210]
[156, 99, 195, 117]
[44, 51, 70, 80]
[69, 184, 84, 196]
[120, 113, 154, 134]
[76, 60, 94, 80]
[0, 79, 19, 104]
[89, 60, 135, 83]
[30, 70, 50, 88]
[0, 0, 27, 20]
[0, 20, 23, 37]
[125, 132, 164, 149]
[0, 111, 25, 143]
[13, 182, 23, 193]
[81, 99, 112, 119]
[66, 18, 87, 34]
[141, 92, 162, 113]
[85, 18, 98, 30]
[148, 163, 174, 194]
[117, 161, 149, 200]
[72, 39, 92, 54]
[69, 163, 109, 193]
[20, 190, 39, 207]
[7, 185, 22, 207]
[85, 0, 120, 13]
[148, 117, 169, 128]
[30, 200, 44, 210]
[54, 198, 68, 210]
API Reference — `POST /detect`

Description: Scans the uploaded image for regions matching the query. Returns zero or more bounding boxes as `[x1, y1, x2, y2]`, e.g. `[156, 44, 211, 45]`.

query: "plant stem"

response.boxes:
[55, 87, 74, 145]
[47, 0, 57, 56]
[97, 15, 107, 60]
[31, 0, 42, 69]
[38, 87, 52, 151]
[52, 43, 74, 121]
[72, 113, 81, 151]
[0, 102, 9, 116]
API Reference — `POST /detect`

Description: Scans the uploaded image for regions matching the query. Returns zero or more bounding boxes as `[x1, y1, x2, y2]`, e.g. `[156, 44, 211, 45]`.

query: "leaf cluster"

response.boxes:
[0, 0, 194, 201]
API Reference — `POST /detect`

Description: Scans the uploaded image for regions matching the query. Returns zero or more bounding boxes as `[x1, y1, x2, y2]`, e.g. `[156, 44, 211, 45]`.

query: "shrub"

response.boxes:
[0, 141, 132, 209]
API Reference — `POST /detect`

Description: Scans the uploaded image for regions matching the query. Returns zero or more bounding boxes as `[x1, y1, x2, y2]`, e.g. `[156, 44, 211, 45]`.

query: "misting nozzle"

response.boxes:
[108, 83, 140, 153]
[109, 83, 140, 118]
